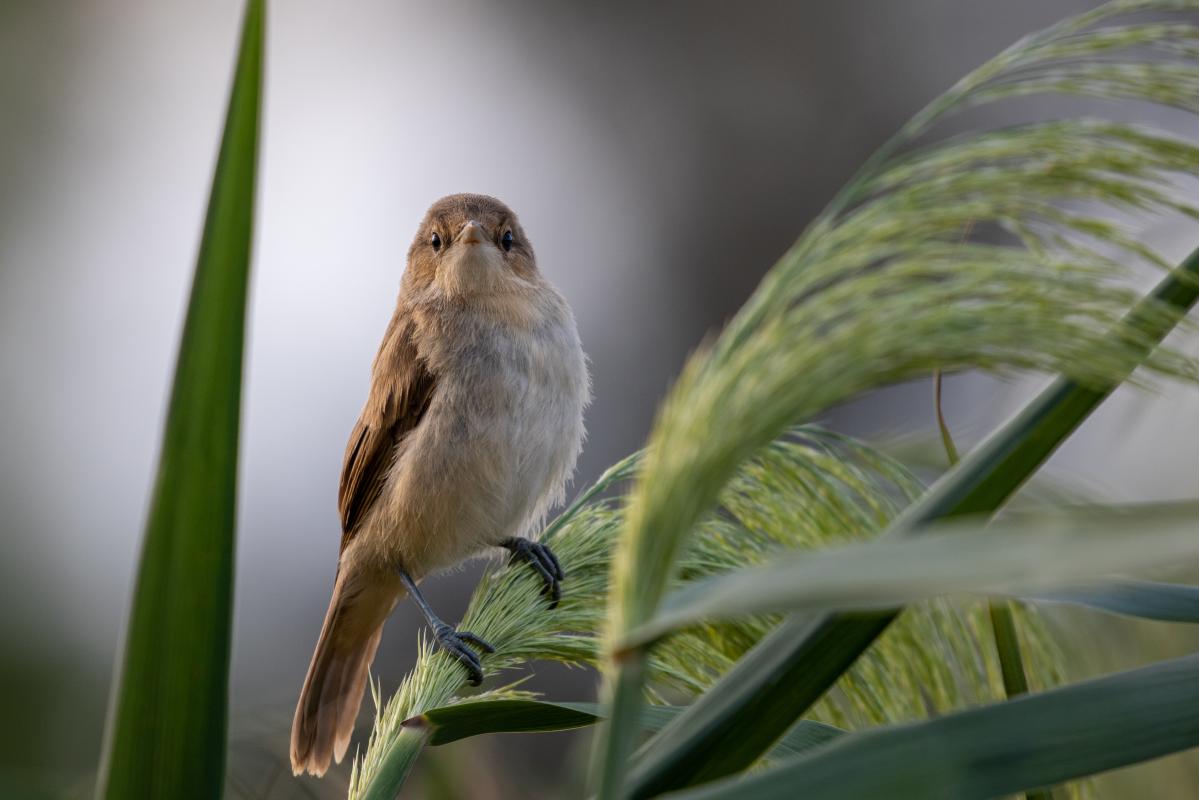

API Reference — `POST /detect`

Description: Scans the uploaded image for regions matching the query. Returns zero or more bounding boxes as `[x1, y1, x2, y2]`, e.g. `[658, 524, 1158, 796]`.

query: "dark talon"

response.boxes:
[502, 537, 564, 608]
[541, 544, 565, 581]
[433, 622, 491, 686]
[525, 553, 560, 604]
[457, 631, 496, 654]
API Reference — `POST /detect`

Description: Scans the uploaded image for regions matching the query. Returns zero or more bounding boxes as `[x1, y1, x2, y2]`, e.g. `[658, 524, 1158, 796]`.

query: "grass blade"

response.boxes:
[94, 3, 264, 797]
[407, 699, 843, 755]
[626, 246, 1199, 797]
[1027, 579, 1199, 622]
[672, 652, 1199, 800]
[415, 700, 599, 745]
[574, 704, 845, 760]
[620, 503, 1199, 648]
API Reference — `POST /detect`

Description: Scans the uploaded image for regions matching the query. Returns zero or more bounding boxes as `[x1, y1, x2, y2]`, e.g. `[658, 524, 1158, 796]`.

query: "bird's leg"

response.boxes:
[398, 569, 494, 686]
[501, 537, 565, 608]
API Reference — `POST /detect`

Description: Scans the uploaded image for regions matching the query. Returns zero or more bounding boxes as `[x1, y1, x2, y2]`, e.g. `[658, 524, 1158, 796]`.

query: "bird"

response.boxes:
[290, 193, 589, 777]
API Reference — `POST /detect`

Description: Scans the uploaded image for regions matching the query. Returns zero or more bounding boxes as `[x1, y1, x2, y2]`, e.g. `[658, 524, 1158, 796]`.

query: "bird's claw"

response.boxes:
[433, 622, 495, 686]
[502, 537, 565, 608]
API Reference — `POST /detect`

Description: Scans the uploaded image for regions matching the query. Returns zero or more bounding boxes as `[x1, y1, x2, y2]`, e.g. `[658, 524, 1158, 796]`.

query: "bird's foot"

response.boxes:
[399, 568, 494, 686]
[431, 623, 491, 686]
[501, 537, 565, 608]
[432, 622, 494, 687]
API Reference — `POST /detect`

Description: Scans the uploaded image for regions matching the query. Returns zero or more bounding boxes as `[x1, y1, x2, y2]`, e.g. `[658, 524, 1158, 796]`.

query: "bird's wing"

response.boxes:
[338, 314, 436, 553]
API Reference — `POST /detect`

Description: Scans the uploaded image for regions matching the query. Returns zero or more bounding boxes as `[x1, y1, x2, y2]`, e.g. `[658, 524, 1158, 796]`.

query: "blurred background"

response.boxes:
[5, 1, 1199, 797]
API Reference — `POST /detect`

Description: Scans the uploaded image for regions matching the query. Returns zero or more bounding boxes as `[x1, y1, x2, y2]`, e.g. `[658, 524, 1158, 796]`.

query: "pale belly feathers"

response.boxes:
[348, 297, 587, 578]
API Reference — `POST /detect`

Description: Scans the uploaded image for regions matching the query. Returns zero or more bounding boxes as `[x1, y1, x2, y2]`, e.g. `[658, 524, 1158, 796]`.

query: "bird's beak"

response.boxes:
[459, 220, 486, 246]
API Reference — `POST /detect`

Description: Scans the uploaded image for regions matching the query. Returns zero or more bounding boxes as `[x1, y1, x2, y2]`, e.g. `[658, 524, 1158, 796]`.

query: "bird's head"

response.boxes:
[404, 193, 538, 299]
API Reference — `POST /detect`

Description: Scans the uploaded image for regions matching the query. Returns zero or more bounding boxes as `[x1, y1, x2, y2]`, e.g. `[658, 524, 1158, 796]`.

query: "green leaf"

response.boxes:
[1027, 579, 1199, 623]
[414, 700, 599, 745]
[406, 698, 842, 755]
[671, 652, 1199, 800]
[94, 2, 264, 798]
[625, 245, 1199, 797]
[589, 703, 846, 760]
[620, 503, 1199, 648]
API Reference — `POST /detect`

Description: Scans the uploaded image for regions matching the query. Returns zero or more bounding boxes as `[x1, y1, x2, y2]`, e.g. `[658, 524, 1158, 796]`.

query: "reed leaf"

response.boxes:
[620, 502, 1199, 648]
[95, 2, 264, 797]
[672, 651, 1199, 800]
[1026, 579, 1199, 622]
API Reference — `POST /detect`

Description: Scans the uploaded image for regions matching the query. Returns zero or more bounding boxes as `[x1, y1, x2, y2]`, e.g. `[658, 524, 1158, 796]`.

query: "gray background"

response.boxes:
[5, 1, 1199, 797]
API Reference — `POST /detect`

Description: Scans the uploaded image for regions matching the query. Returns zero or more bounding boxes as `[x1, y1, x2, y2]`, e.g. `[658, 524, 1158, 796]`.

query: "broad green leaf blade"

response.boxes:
[95, 2, 264, 798]
[1027, 579, 1199, 623]
[408, 698, 843, 754]
[621, 504, 1199, 648]
[673, 652, 1199, 800]
[626, 245, 1199, 798]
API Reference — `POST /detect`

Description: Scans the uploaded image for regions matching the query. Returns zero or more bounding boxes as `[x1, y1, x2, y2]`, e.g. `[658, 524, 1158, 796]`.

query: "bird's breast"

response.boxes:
[379, 298, 587, 575]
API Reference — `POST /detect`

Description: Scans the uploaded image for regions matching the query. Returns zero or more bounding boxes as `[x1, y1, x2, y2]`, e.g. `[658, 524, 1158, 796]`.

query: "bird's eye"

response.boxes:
[430, 232, 442, 252]
[501, 230, 514, 252]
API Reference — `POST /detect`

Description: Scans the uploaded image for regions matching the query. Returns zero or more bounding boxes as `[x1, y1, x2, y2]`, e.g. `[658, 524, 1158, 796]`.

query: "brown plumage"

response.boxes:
[291, 194, 589, 777]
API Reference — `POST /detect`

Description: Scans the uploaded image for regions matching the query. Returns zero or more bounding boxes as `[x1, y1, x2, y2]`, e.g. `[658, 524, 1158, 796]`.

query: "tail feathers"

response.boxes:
[291, 572, 396, 777]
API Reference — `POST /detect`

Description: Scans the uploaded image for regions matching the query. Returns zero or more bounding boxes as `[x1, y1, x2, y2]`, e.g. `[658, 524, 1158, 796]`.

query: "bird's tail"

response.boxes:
[291, 569, 398, 777]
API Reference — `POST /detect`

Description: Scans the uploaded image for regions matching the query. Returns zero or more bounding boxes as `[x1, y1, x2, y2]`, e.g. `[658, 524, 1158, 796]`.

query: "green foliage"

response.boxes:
[95, 2, 264, 798]
[349, 431, 975, 798]
[598, 2, 1199, 796]
[337, 4, 1199, 799]
[624, 244, 1199, 797]
[90, 0, 1199, 797]
[671, 652, 1199, 800]
[620, 501, 1199, 647]
[1031, 579, 1199, 622]
[351, 428, 1071, 797]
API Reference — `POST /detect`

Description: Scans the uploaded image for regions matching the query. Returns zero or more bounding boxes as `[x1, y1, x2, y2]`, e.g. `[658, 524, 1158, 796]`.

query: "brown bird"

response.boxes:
[290, 194, 589, 777]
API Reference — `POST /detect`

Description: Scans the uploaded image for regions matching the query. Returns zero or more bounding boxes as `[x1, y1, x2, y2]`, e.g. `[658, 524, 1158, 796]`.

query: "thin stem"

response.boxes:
[935, 353, 1048, 800]
[933, 370, 960, 467]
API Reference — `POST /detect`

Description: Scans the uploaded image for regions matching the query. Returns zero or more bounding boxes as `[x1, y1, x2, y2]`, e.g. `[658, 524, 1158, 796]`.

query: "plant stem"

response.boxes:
[989, 602, 1054, 800]
[359, 727, 430, 800]
[933, 370, 961, 467]
[936, 365, 1046, 800]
